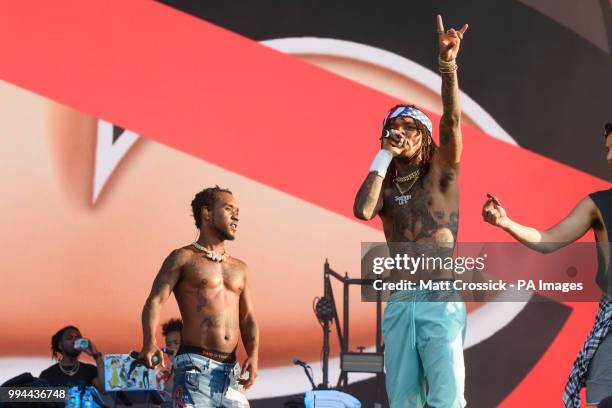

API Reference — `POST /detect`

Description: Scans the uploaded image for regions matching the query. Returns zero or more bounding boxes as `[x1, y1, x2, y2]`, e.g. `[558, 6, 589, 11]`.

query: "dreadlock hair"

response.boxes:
[381, 104, 437, 188]
[50, 325, 79, 361]
[162, 318, 183, 337]
[605, 123, 612, 138]
[191, 186, 233, 229]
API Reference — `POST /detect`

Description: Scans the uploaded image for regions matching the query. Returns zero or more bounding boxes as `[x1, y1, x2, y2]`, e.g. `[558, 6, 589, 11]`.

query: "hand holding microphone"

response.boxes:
[137, 344, 165, 369]
[382, 128, 406, 157]
[369, 128, 405, 178]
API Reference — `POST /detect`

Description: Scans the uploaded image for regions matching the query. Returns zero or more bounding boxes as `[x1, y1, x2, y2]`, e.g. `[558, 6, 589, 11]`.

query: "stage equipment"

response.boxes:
[313, 260, 385, 403]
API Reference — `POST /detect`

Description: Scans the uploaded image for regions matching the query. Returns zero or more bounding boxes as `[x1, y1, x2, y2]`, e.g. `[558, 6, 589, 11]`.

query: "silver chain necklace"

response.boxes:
[192, 242, 228, 262]
[59, 360, 80, 376]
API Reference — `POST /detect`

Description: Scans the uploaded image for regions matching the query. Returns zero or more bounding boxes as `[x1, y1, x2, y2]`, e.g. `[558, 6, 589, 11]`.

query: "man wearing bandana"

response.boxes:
[354, 15, 469, 408]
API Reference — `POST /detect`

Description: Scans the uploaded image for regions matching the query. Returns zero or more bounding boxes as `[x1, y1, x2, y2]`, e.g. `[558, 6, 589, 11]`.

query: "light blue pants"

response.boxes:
[382, 289, 467, 408]
[172, 353, 249, 407]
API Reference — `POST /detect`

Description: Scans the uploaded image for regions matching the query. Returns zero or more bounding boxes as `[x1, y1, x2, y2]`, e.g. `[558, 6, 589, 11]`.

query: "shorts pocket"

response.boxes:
[184, 370, 199, 391]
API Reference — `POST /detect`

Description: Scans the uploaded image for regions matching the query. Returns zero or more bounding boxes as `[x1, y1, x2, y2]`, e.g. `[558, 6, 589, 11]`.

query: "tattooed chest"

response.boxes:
[182, 262, 244, 294]
[182, 269, 243, 316]
[382, 185, 458, 242]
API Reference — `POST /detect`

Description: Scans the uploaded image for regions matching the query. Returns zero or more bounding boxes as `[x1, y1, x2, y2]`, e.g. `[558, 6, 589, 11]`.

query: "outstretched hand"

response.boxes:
[437, 14, 468, 62]
[482, 193, 511, 228]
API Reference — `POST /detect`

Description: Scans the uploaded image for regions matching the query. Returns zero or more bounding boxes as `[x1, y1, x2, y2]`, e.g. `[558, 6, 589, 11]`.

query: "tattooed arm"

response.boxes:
[354, 130, 408, 220]
[238, 264, 259, 389]
[139, 249, 184, 368]
[354, 173, 385, 220]
[436, 15, 468, 168]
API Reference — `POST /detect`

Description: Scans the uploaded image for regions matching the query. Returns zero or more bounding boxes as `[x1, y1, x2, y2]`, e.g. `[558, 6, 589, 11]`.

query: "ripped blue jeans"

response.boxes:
[172, 353, 249, 408]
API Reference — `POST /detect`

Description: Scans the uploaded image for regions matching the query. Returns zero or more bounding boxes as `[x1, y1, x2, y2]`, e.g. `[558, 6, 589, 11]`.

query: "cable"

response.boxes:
[312, 296, 324, 327]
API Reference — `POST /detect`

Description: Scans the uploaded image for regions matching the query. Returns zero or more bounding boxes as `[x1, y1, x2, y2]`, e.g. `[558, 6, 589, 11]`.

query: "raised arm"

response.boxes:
[139, 249, 184, 368]
[482, 194, 597, 253]
[436, 15, 468, 168]
[238, 265, 259, 389]
[83, 340, 106, 394]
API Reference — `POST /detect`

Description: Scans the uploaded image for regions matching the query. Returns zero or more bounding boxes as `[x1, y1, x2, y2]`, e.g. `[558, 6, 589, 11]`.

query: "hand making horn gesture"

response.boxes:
[437, 14, 469, 62]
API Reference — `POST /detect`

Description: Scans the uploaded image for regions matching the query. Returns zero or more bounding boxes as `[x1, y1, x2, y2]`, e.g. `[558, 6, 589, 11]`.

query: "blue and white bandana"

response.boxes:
[383, 105, 433, 135]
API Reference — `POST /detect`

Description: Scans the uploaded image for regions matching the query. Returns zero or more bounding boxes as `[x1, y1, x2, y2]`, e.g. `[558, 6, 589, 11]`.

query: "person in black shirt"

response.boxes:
[39, 325, 105, 392]
[482, 123, 612, 407]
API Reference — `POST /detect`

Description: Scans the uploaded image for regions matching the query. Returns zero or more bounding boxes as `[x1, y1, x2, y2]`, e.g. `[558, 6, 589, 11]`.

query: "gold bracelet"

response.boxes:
[439, 65, 458, 74]
[438, 56, 457, 68]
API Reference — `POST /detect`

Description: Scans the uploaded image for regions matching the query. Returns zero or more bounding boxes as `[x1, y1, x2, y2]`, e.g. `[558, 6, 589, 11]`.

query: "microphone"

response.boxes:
[292, 357, 310, 368]
[131, 350, 161, 367]
[293, 357, 316, 390]
[382, 128, 402, 138]
[381, 128, 407, 150]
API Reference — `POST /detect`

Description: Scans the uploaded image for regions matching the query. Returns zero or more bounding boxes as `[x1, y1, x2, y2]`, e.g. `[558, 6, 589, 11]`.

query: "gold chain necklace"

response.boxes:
[393, 168, 423, 195]
[393, 168, 421, 183]
[59, 360, 79, 376]
[192, 242, 228, 262]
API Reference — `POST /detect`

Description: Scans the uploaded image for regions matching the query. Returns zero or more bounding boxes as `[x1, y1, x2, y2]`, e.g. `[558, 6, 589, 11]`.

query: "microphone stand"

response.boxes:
[302, 364, 316, 390]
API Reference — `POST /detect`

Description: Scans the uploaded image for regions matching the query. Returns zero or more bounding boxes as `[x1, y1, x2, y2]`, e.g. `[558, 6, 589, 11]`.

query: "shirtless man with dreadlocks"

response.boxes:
[354, 15, 469, 408]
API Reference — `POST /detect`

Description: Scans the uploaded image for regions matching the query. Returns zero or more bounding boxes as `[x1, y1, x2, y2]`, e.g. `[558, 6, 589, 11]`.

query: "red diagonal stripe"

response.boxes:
[0, 0, 393, 219]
